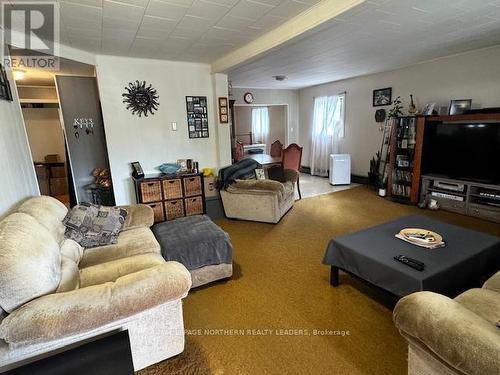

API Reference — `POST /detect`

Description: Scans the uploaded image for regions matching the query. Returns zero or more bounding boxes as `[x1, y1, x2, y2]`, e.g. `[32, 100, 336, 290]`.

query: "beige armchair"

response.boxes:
[0, 196, 191, 372]
[393, 271, 500, 375]
[220, 171, 296, 223]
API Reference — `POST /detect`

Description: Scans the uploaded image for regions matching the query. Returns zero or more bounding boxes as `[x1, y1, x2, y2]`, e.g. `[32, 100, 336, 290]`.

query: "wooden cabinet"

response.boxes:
[133, 173, 206, 223]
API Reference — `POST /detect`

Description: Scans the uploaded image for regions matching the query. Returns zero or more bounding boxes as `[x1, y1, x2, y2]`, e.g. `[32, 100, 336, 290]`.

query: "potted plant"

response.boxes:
[388, 96, 404, 119]
[368, 151, 382, 189]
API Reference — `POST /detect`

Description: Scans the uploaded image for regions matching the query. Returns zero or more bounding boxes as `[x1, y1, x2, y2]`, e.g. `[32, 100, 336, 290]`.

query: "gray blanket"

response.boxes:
[152, 215, 232, 270]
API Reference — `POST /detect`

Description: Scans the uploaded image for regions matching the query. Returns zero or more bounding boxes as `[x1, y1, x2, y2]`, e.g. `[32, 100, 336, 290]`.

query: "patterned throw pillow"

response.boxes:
[63, 203, 127, 248]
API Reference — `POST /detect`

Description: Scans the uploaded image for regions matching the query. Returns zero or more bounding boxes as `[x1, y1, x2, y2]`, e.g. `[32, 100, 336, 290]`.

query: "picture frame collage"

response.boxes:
[186, 96, 209, 139]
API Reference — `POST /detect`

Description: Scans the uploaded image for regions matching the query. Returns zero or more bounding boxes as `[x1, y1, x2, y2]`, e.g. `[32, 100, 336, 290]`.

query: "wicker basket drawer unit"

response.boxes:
[183, 176, 202, 197]
[162, 178, 183, 199]
[185, 196, 204, 216]
[140, 180, 162, 203]
[164, 199, 185, 220]
[146, 202, 165, 223]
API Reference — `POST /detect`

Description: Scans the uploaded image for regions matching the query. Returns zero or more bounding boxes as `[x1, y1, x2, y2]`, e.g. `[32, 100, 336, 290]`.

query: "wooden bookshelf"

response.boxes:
[387, 112, 500, 205]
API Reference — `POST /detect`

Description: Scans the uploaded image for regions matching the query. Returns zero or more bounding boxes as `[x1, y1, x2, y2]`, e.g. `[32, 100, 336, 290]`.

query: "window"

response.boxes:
[251, 107, 269, 145]
[310, 94, 345, 176]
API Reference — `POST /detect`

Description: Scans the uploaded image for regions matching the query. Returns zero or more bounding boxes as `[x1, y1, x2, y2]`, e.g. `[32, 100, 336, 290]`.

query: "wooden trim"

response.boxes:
[386, 119, 398, 197]
[425, 113, 500, 122]
[410, 117, 426, 203]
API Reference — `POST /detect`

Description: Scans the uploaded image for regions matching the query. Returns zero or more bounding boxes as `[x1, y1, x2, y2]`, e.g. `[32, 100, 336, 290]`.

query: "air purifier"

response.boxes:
[329, 154, 351, 185]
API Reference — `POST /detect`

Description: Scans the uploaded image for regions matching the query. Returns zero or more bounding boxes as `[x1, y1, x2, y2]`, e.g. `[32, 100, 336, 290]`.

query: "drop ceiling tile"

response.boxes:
[109, 0, 149, 7]
[228, 0, 274, 21]
[170, 27, 207, 39]
[102, 27, 138, 40]
[103, 0, 145, 19]
[162, 36, 195, 52]
[216, 15, 255, 29]
[250, 13, 286, 29]
[60, 1, 102, 19]
[103, 16, 142, 30]
[200, 0, 239, 6]
[66, 26, 102, 39]
[61, 0, 103, 7]
[176, 15, 216, 31]
[187, 0, 231, 20]
[136, 26, 172, 39]
[101, 36, 132, 53]
[146, 0, 189, 21]
[158, 0, 196, 7]
[141, 15, 178, 29]
[70, 37, 101, 52]
[62, 16, 102, 30]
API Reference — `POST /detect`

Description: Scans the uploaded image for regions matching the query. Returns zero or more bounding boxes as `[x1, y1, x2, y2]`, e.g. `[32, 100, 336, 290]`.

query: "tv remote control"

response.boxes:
[394, 255, 425, 271]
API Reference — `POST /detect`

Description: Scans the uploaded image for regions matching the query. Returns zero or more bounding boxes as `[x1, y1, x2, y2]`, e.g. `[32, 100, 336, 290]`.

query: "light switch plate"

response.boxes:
[171, 122, 177, 131]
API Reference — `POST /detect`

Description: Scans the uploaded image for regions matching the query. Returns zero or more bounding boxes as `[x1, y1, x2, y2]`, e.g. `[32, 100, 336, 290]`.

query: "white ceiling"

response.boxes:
[5, 0, 322, 63]
[228, 0, 500, 89]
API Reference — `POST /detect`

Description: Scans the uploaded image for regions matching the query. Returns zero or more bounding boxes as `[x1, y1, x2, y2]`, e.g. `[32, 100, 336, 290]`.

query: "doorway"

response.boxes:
[11, 49, 115, 207]
[233, 104, 288, 154]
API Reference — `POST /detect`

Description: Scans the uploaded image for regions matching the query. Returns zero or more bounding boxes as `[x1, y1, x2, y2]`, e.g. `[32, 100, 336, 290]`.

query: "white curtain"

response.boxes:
[251, 107, 269, 146]
[310, 94, 345, 176]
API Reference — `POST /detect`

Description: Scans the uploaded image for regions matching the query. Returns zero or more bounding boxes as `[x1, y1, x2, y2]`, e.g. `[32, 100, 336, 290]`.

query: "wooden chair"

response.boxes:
[270, 140, 283, 157]
[282, 143, 303, 199]
[235, 141, 245, 162]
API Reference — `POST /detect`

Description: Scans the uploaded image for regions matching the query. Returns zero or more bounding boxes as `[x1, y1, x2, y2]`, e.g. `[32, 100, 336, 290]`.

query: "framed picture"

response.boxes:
[422, 103, 436, 116]
[373, 87, 392, 107]
[0, 64, 13, 101]
[186, 96, 209, 138]
[218, 96, 229, 123]
[255, 168, 265, 180]
[449, 99, 472, 115]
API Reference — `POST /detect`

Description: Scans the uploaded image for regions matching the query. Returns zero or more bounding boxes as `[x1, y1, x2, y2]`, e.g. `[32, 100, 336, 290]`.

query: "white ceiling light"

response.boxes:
[13, 70, 26, 81]
[273, 75, 287, 81]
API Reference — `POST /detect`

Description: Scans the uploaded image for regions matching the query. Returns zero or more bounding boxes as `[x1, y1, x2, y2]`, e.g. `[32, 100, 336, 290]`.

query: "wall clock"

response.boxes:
[243, 92, 254, 104]
[122, 80, 159, 117]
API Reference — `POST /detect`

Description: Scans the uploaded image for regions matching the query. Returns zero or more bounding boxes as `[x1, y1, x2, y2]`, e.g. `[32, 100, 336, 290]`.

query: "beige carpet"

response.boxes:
[140, 186, 500, 375]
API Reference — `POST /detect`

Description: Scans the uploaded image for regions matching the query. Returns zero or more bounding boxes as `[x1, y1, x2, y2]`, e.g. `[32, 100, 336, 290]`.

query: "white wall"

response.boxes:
[231, 88, 299, 145]
[299, 46, 500, 176]
[96, 55, 229, 205]
[0, 70, 39, 218]
[23, 108, 65, 163]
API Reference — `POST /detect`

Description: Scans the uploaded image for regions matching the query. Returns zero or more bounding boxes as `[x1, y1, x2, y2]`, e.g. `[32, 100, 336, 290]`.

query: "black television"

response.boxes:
[421, 122, 500, 185]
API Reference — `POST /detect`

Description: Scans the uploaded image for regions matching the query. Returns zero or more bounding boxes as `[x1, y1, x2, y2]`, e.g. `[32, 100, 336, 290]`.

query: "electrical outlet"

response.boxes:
[171, 122, 177, 131]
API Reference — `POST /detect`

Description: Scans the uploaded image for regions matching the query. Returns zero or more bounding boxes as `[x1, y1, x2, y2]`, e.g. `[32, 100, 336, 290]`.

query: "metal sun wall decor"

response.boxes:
[122, 80, 159, 117]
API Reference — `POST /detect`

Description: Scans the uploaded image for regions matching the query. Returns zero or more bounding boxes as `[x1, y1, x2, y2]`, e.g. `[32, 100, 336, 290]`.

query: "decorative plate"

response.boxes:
[399, 228, 443, 245]
[122, 80, 159, 117]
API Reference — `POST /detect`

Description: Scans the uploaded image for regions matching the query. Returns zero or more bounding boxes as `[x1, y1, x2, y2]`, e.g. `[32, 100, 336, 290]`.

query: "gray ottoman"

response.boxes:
[152, 215, 233, 288]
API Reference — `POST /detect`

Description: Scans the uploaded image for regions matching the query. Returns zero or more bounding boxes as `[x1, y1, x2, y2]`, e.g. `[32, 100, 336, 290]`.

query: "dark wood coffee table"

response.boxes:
[323, 215, 500, 297]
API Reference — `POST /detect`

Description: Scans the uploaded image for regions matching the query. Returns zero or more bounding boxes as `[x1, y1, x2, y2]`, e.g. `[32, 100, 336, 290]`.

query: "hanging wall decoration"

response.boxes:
[122, 80, 159, 117]
[186, 96, 209, 138]
[218, 97, 228, 123]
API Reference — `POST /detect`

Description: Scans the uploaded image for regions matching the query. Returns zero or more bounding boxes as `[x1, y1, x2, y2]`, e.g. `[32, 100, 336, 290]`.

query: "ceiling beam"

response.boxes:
[211, 0, 365, 74]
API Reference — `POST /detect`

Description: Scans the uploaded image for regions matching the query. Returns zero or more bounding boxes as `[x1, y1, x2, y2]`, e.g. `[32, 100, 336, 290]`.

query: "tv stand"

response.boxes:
[420, 175, 500, 223]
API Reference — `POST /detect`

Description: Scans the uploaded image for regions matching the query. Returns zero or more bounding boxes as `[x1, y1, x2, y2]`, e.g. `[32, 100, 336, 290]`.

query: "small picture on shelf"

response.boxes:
[422, 103, 436, 116]
[449, 99, 471, 115]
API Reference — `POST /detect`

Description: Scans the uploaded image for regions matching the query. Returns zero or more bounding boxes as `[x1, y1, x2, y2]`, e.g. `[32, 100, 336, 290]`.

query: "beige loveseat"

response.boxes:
[0, 196, 191, 372]
[393, 271, 500, 375]
[220, 175, 295, 224]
